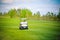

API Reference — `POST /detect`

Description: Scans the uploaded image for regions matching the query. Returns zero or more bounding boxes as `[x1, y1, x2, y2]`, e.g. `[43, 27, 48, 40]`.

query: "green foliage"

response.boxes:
[17, 9, 32, 19]
[25, 9, 32, 19]
[0, 12, 2, 16]
[57, 12, 60, 20]
[57, 8, 60, 20]
[36, 11, 40, 18]
[33, 11, 40, 20]
[17, 9, 21, 17]
[20, 9, 26, 18]
[46, 12, 51, 16]
[1, 8, 60, 21]
[44, 12, 57, 20]
[3, 12, 9, 16]
[8, 9, 17, 18]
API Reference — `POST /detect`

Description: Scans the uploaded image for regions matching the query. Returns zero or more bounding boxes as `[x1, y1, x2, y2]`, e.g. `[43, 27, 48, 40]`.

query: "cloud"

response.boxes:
[0, 0, 60, 15]
[0, 0, 51, 3]
[1, 0, 14, 3]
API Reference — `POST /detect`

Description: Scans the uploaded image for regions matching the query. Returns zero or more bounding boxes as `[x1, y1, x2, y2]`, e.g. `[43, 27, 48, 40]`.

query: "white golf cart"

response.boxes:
[19, 18, 28, 30]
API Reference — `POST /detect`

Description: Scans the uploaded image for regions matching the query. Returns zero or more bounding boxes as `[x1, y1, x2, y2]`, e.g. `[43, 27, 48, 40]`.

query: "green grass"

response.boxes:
[0, 17, 60, 40]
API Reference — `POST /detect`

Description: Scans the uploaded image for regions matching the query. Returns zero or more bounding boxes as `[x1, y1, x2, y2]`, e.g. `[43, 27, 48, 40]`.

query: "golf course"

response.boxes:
[0, 0, 60, 40]
[0, 17, 60, 40]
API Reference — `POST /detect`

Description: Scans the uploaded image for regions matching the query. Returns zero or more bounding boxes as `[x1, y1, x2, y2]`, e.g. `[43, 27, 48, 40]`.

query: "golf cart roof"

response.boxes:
[21, 18, 27, 20]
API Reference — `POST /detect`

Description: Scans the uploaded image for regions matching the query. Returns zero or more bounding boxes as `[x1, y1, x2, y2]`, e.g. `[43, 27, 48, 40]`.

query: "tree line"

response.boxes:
[0, 8, 60, 21]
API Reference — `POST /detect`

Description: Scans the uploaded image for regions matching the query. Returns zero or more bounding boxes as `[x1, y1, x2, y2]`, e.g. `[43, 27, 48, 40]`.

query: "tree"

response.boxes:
[0, 12, 2, 16]
[33, 11, 40, 20]
[46, 12, 55, 20]
[46, 12, 51, 17]
[25, 9, 32, 19]
[53, 14, 57, 20]
[17, 9, 21, 17]
[8, 9, 17, 18]
[18, 9, 32, 19]
[33, 13, 37, 19]
[51, 12, 54, 16]
[36, 11, 40, 20]
[57, 8, 60, 20]
[20, 9, 26, 18]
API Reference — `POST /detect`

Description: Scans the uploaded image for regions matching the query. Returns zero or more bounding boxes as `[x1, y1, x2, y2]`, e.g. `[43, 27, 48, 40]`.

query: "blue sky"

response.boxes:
[0, 0, 60, 15]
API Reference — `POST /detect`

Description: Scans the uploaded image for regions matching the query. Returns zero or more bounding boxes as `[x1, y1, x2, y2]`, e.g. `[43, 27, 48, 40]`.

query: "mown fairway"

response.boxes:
[0, 17, 60, 40]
